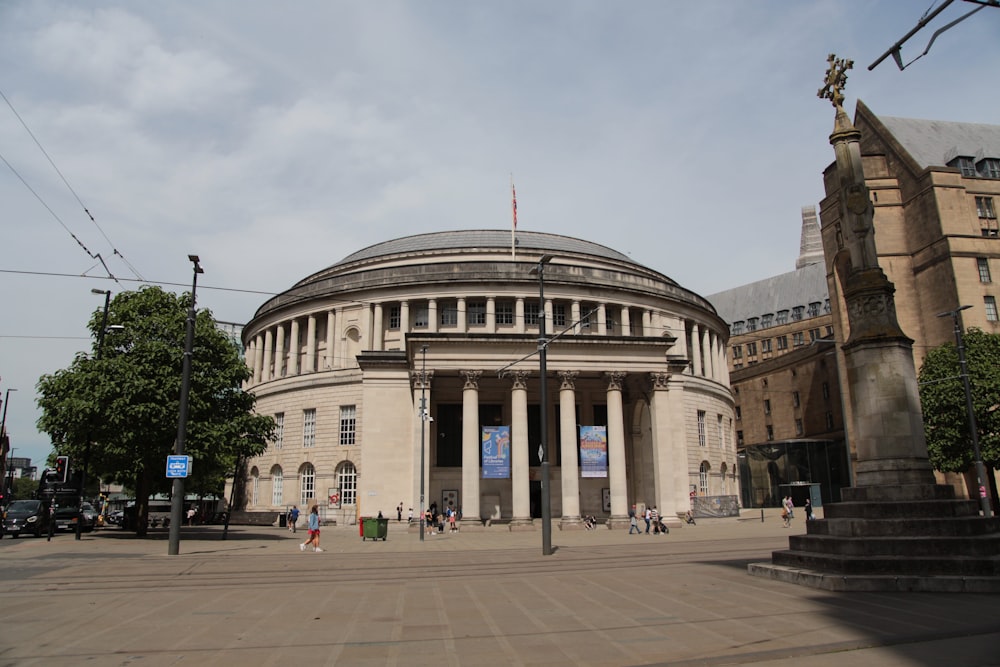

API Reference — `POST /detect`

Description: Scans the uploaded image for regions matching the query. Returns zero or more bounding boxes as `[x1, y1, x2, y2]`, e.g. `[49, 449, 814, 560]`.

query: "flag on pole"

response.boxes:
[511, 178, 517, 260]
[511, 182, 518, 230]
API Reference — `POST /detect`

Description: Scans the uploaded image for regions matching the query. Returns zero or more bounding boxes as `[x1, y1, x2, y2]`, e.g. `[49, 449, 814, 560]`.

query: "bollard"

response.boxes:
[761, 508, 764, 523]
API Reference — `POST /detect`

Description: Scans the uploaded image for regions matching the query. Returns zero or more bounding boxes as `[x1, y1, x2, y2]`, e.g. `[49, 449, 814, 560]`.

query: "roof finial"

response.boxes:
[818, 53, 853, 110]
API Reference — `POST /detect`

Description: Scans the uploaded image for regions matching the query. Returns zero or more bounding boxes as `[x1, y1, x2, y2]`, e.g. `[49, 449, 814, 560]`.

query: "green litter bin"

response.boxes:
[361, 517, 388, 541]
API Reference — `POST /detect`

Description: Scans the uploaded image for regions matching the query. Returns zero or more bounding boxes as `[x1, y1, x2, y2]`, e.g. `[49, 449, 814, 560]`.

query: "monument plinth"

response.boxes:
[748, 55, 1000, 592]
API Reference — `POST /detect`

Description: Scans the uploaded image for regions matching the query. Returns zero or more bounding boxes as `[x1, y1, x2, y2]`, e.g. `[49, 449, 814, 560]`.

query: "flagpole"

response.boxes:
[511, 176, 517, 260]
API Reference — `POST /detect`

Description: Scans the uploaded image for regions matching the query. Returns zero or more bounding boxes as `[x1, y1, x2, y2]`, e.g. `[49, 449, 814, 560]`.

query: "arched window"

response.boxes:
[338, 462, 357, 506]
[699, 461, 710, 495]
[250, 467, 260, 507]
[300, 464, 315, 506]
[271, 465, 283, 506]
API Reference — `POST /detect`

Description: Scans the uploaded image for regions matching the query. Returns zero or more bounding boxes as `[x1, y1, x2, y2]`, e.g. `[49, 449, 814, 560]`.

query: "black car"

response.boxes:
[53, 502, 98, 532]
[2, 499, 51, 538]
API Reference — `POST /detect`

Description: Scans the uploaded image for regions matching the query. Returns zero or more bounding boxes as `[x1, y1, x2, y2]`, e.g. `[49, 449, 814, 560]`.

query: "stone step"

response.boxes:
[822, 499, 981, 520]
[807, 516, 1000, 538]
[789, 533, 1000, 558]
[771, 549, 1000, 576]
[840, 483, 956, 503]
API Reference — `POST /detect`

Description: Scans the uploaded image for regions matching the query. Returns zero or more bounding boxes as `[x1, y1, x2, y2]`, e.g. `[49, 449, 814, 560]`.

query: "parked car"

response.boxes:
[53, 502, 98, 532]
[2, 499, 50, 538]
[106, 509, 124, 526]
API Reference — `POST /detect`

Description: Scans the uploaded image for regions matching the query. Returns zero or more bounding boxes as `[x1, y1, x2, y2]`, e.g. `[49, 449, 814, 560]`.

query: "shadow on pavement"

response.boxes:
[93, 526, 289, 541]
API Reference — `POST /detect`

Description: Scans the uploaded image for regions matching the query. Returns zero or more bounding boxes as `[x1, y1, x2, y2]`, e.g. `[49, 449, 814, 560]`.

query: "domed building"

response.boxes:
[238, 230, 736, 529]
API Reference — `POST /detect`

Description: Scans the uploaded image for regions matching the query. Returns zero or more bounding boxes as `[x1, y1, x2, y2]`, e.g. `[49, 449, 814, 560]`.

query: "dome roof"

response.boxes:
[333, 230, 635, 267]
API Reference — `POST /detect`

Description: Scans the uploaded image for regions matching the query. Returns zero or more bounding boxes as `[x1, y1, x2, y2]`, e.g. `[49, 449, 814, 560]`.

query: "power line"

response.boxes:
[0, 268, 278, 297]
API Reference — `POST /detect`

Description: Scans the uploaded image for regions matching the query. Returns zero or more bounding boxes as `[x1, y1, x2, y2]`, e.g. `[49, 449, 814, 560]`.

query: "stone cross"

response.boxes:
[818, 53, 853, 110]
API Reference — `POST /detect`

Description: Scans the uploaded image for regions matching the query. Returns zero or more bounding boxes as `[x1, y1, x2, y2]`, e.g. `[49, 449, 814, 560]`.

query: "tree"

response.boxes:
[917, 327, 1000, 508]
[37, 286, 274, 535]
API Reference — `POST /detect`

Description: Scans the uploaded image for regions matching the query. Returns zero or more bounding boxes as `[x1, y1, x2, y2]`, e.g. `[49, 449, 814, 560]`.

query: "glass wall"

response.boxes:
[737, 439, 849, 508]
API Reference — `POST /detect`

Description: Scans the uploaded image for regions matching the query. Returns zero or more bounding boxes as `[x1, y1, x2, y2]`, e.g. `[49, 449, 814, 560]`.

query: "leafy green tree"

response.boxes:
[37, 286, 274, 535]
[918, 327, 1000, 507]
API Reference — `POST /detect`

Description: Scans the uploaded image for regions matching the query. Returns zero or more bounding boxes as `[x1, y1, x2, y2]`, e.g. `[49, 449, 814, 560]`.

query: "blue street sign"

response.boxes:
[166, 455, 192, 478]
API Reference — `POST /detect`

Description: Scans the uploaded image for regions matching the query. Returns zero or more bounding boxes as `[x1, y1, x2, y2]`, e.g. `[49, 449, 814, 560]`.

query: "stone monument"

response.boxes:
[748, 55, 1000, 592]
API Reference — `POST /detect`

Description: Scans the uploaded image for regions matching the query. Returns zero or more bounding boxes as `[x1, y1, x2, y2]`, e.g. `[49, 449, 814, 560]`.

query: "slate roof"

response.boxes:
[706, 262, 828, 325]
[876, 114, 1000, 169]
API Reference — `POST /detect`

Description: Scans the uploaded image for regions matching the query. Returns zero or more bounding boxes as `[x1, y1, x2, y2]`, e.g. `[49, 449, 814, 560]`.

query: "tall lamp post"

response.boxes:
[1, 388, 16, 494]
[418, 345, 429, 542]
[937, 306, 993, 517]
[77, 289, 114, 539]
[169, 255, 203, 555]
[533, 255, 554, 556]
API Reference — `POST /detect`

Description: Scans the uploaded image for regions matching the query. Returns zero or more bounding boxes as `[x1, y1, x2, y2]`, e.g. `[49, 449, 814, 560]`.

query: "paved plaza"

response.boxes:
[1, 510, 998, 666]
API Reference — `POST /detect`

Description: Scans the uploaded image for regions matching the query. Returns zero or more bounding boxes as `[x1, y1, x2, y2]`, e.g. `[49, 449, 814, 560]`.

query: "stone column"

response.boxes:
[510, 370, 533, 528]
[558, 371, 582, 529]
[597, 303, 607, 335]
[288, 319, 300, 376]
[400, 301, 409, 335]
[461, 370, 482, 524]
[428, 299, 438, 333]
[648, 369, 687, 525]
[262, 329, 273, 382]
[690, 323, 702, 376]
[486, 297, 496, 334]
[605, 371, 629, 528]
[701, 328, 712, 379]
[620, 306, 631, 336]
[305, 315, 316, 373]
[457, 297, 467, 332]
[571, 300, 581, 334]
[274, 324, 285, 378]
[372, 304, 383, 351]
[252, 334, 263, 384]
[515, 297, 525, 333]
[326, 310, 336, 369]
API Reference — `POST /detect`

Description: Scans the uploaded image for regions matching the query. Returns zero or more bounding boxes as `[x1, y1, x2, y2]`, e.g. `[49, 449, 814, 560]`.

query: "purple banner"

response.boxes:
[482, 426, 511, 479]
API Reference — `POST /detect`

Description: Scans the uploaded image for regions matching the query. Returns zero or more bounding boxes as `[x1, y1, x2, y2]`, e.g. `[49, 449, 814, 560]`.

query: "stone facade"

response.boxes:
[234, 230, 736, 528]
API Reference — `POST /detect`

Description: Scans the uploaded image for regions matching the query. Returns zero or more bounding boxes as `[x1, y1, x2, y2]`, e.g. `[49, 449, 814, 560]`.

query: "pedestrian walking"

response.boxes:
[644, 506, 652, 534]
[300, 505, 323, 552]
[651, 506, 661, 534]
[397, 502, 403, 522]
[628, 504, 641, 535]
[804, 498, 814, 521]
[287, 505, 300, 533]
[783, 495, 795, 520]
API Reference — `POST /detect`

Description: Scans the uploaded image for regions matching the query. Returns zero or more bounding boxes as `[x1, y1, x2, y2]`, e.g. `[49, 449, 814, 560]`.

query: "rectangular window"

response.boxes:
[766, 425, 774, 441]
[776, 335, 788, 350]
[339, 405, 357, 445]
[977, 196, 997, 219]
[776, 310, 789, 325]
[793, 332, 805, 347]
[826, 412, 835, 430]
[986, 296, 999, 322]
[388, 306, 401, 330]
[440, 302, 458, 326]
[302, 409, 316, 448]
[760, 338, 773, 353]
[525, 302, 540, 326]
[697, 410, 706, 447]
[795, 419, 804, 436]
[809, 328, 820, 341]
[822, 382, 830, 399]
[735, 405, 742, 421]
[274, 412, 284, 449]
[414, 306, 429, 328]
[746, 341, 757, 356]
[732, 321, 744, 335]
[792, 306, 805, 321]
[826, 326, 835, 337]
[979, 158, 1000, 179]
[761, 313, 773, 328]
[496, 301, 514, 325]
[737, 430, 744, 446]
[746, 317, 758, 332]
[717, 414, 724, 448]
[808, 302, 820, 317]
[468, 301, 486, 325]
[553, 304, 566, 327]
[271, 471, 283, 505]
[763, 399, 771, 415]
[951, 156, 976, 177]
[792, 391, 800, 408]
[732, 345, 743, 359]
[978, 258, 992, 283]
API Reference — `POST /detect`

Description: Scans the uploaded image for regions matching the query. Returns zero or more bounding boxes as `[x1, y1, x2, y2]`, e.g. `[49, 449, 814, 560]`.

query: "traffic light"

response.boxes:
[55, 456, 69, 484]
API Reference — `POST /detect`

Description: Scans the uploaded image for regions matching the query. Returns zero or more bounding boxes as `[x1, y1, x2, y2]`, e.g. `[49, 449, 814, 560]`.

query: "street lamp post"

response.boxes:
[2, 388, 17, 496]
[169, 255, 203, 555]
[535, 255, 553, 556]
[77, 289, 113, 539]
[938, 306, 993, 517]
[418, 345, 429, 542]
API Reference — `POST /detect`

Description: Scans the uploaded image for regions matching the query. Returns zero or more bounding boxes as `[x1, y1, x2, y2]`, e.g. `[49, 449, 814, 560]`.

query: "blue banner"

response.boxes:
[579, 425, 608, 478]
[482, 426, 511, 479]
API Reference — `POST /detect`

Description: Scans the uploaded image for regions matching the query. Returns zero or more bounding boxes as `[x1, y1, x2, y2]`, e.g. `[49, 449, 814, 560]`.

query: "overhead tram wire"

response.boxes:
[1, 87, 143, 282]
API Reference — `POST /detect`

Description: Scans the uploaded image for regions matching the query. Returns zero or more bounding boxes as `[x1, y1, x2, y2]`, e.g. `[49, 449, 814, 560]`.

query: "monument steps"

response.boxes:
[771, 548, 1000, 576]
[822, 499, 980, 520]
[788, 532, 1000, 558]
[808, 516, 1000, 538]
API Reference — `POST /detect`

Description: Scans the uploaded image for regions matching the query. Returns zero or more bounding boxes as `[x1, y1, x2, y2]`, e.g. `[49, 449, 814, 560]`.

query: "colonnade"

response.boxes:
[244, 299, 729, 388]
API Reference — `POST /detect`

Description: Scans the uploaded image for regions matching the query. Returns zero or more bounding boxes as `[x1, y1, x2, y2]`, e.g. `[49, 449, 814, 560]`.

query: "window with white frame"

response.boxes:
[986, 296, 998, 322]
[697, 410, 706, 447]
[388, 305, 401, 329]
[302, 409, 316, 448]
[340, 405, 357, 445]
[793, 332, 805, 346]
[747, 317, 758, 332]
[271, 466, 283, 506]
[732, 345, 743, 359]
[761, 338, 772, 353]
[808, 302, 821, 317]
[699, 462, 709, 495]
[468, 301, 486, 325]
[776, 310, 789, 324]
[949, 155, 976, 177]
[732, 321, 744, 335]
[776, 335, 788, 350]
[440, 302, 458, 326]
[978, 258, 992, 283]
[525, 302, 540, 326]
[496, 300, 514, 325]
[761, 313, 773, 328]
[979, 158, 1000, 179]
[414, 306, 429, 328]
[553, 303, 566, 327]
[299, 464, 315, 506]
[274, 412, 284, 449]
[792, 306, 805, 321]
[338, 462, 357, 505]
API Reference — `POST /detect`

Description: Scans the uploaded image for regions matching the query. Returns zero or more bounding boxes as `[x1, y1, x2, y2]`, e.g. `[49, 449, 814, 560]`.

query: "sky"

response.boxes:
[2, 1, 999, 470]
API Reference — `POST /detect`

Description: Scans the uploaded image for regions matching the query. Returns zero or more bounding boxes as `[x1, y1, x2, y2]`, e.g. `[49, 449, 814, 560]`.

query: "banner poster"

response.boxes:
[579, 425, 608, 478]
[482, 426, 511, 479]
